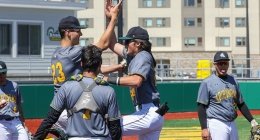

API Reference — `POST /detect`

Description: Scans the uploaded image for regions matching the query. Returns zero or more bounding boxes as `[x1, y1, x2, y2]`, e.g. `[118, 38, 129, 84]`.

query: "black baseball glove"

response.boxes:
[250, 125, 260, 140]
[155, 102, 169, 116]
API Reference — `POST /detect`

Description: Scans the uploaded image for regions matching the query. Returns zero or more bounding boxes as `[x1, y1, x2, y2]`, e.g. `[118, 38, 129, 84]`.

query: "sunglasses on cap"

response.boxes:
[124, 40, 136, 45]
[63, 29, 81, 33]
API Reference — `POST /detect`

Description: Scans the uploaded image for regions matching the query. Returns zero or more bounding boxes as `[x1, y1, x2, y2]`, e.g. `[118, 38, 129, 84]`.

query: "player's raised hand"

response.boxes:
[105, 0, 122, 20]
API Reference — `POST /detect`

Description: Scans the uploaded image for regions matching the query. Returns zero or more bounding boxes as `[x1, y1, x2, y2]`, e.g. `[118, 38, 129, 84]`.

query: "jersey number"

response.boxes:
[51, 62, 65, 84]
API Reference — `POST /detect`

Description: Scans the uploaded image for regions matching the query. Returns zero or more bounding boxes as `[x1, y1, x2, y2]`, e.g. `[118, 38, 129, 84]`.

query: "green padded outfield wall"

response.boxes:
[19, 81, 260, 119]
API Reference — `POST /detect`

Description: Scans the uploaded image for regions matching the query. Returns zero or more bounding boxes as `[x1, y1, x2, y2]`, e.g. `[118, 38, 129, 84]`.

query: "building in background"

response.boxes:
[0, 0, 85, 79]
[78, 0, 260, 79]
[1, 0, 260, 80]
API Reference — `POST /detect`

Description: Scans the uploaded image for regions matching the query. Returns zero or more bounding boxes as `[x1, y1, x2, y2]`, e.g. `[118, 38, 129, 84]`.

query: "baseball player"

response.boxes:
[0, 61, 29, 140]
[106, 26, 165, 140]
[197, 51, 259, 140]
[34, 45, 121, 140]
[51, 0, 123, 131]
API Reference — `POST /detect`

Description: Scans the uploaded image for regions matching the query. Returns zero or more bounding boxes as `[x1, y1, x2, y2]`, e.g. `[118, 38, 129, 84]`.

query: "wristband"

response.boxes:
[116, 77, 120, 85]
[107, 75, 118, 85]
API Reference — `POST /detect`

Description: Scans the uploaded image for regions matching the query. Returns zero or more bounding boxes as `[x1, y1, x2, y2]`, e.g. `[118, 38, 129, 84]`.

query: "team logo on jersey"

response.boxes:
[215, 89, 236, 103]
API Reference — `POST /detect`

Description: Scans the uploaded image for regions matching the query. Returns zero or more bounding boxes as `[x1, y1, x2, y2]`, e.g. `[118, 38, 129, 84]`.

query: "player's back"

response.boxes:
[51, 46, 82, 93]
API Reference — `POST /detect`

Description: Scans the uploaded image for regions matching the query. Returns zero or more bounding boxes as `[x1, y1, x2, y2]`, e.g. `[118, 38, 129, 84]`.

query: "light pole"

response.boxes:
[246, 0, 250, 78]
[117, 0, 124, 76]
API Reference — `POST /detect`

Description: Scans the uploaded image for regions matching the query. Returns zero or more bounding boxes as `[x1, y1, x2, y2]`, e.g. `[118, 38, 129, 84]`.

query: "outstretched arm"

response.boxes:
[94, 0, 123, 51]
[101, 59, 126, 75]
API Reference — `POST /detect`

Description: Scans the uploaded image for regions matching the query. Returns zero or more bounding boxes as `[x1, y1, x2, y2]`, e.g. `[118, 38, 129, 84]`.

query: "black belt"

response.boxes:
[0, 117, 17, 121]
[136, 101, 160, 110]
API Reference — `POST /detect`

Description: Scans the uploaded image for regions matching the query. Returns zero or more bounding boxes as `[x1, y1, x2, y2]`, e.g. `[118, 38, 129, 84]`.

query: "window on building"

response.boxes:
[0, 23, 12, 55]
[236, 17, 246, 27]
[216, 17, 230, 27]
[197, 37, 203, 46]
[157, 38, 166, 46]
[156, 18, 166, 27]
[197, 0, 202, 7]
[150, 37, 170, 47]
[80, 38, 94, 46]
[217, 37, 230, 46]
[79, 0, 87, 3]
[236, 37, 246, 47]
[18, 24, 41, 55]
[84, 0, 93, 8]
[197, 18, 202, 27]
[235, 0, 246, 7]
[217, 0, 229, 8]
[156, 0, 165, 7]
[140, 18, 170, 27]
[232, 64, 247, 78]
[143, 0, 153, 7]
[79, 18, 93, 28]
[156, 59, 170, 77]
[144, 18, 153, 27]
[184, 18, 195, 27]
[184, 0, 195, 7]
[140, 0, 169, 8]
[184, 37, 196, 46]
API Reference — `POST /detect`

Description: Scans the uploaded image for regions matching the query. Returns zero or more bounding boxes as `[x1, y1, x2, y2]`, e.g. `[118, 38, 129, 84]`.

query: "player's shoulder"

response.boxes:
[6, 80, 18, 87]
[55, 46, 82, 55]
[134, 51, 152, 62]
[201, 74, 215, 83]
[60, 80, 81, 91]
[137, 51, 151, 58]
[94, 84, 115, 95]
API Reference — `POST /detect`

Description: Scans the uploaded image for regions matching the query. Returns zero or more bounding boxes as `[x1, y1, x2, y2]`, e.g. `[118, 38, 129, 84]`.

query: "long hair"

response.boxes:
[81, 45, 102, 72]
[58, 28, 65, 39]
[135, 39, 156, 67]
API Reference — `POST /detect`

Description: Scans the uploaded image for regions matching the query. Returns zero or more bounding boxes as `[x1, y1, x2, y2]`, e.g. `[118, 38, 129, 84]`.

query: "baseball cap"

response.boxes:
[58, 16, 86, 29]
[214, 51, 230, 62]
[119, 26, 149, 40]
[0, 61, 7, 73]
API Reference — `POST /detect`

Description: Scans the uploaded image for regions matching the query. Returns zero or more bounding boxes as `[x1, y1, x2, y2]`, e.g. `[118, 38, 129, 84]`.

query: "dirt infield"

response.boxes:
[25, 111, 260, 140]
[25, 112, 190, 134]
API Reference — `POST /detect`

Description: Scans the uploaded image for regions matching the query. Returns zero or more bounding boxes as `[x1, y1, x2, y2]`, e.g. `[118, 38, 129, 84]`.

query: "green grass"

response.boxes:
[163, 115, 260, 140]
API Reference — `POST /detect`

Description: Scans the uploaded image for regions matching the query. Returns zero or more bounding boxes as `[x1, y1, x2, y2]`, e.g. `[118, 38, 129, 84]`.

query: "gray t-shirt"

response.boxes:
[0, 80, 21, 119]
[122, 49, 160, 106]
[50, 77, 120, 137]
[197, 74, 244, 122]
[51, 46, 82, 93]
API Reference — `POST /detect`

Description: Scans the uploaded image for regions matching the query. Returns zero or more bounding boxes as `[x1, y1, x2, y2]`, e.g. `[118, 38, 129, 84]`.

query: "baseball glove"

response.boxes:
[44, 128, 68, 140]
[250, 125, 260, 140]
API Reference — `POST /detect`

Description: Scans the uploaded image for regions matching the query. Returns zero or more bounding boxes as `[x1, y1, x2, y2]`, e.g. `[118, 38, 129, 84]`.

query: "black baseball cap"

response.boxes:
[214, 51, 230, 62]
[58, 16, 86, 29]
[0, 61, 7, 73]
[119, 26, 149, 40]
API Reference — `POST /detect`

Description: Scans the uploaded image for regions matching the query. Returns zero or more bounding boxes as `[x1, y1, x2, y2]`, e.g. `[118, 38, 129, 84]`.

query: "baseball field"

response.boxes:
[26, 112, 260, 140]
[159, 115, 260, 140]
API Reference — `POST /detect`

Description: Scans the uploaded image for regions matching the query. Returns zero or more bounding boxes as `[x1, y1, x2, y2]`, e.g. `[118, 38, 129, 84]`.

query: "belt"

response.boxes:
[0, 117, 17, 121]
[136, 100, 160, 109]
